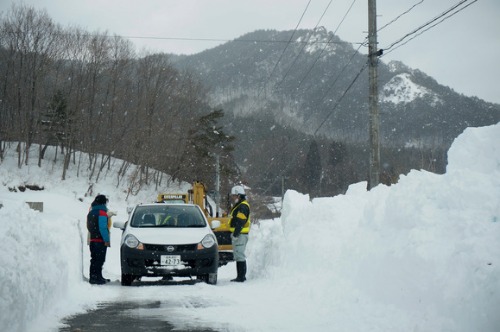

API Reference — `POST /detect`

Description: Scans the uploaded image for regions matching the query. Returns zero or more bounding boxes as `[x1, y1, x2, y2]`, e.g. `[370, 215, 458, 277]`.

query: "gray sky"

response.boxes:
[1, 0, 499, 104]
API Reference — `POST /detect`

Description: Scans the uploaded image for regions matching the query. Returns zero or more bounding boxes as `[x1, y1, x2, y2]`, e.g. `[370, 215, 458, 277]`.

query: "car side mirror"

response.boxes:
[210, 219, 221, 229]
[113, 221, 126, 230]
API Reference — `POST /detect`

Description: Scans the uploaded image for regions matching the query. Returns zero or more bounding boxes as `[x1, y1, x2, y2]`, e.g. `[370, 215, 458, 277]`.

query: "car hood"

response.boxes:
[124, 227, 212, 245]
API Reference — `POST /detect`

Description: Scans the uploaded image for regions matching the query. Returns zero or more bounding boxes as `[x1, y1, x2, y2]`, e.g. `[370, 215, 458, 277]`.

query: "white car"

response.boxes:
[113, 203, 220, 286]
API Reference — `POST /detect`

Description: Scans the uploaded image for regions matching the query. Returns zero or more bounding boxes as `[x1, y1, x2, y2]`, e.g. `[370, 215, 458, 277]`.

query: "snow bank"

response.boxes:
[0, 203, 68, 331]
[246, 123, 500, 331]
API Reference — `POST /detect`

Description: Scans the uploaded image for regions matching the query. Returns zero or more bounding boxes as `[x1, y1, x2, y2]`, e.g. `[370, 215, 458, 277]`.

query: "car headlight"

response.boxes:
[124, 234, 144, 250]
[198, 234, 216, 249]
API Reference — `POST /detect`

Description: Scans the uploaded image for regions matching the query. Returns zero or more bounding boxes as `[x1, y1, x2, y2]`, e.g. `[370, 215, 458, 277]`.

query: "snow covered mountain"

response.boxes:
[171, 28, 500, 147]
[165, 28, 500, 196]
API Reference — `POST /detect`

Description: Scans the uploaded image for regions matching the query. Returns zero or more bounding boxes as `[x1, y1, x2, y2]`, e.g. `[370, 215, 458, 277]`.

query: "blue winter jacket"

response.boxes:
[87, 204, 110, 243]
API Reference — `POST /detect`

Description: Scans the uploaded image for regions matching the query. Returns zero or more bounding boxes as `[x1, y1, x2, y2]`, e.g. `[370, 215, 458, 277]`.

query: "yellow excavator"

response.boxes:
[157, 181, 233, 266]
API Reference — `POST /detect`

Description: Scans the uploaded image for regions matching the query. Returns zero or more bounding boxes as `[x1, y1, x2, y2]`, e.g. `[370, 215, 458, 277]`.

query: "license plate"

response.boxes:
[160, 255, 181, 266]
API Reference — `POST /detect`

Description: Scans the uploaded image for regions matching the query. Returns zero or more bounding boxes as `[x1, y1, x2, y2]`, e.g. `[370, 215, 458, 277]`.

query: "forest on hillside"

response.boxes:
[0, 5, 238, 194]
[1, 5, 476, 203]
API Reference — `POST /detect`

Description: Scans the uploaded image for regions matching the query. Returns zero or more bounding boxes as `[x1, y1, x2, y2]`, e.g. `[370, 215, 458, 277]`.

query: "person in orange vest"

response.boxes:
[229, 185, 251, 282]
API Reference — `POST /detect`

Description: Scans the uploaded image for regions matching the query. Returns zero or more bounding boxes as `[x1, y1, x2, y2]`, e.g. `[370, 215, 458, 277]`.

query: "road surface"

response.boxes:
[59, 280, 220, 332]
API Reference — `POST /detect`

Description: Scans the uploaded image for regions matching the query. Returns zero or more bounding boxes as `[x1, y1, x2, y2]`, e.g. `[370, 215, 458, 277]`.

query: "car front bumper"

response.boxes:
[120, 243, 218, 277]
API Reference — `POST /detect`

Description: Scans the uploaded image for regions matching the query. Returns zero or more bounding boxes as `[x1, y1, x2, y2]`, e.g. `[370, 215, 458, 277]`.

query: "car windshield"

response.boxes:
[130, 205, 207, 228]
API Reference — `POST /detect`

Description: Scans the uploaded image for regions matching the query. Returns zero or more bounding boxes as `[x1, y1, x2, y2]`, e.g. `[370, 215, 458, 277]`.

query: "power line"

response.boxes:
[258, 0, 365, 194]
[119, 35, 352, 45]
[266, 0, 312, 83]
[314, 0, 335, 27]
[313, 61, 368, 136]
[383, 0, 478, 56]
[217, 3, 313, 189]
[275, 0, 335, 89]
[255, 0, 478, 195]
[52, 30, 357, 47]
[293, 0, 358, 92]
[377, 0, 424, 32]
[294, 41, 364, 130]
[220, 0, 316, 193]
[252, 0, 366, 196]
[383, 0, 476, 52]
[260, 61, 368, 195]
[260, 0, 366, 195]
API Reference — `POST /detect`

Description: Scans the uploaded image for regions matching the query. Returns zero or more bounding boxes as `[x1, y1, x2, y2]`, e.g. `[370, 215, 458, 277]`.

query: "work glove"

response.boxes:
[231, 235, 239, 242]
[108, 210, 117, 217]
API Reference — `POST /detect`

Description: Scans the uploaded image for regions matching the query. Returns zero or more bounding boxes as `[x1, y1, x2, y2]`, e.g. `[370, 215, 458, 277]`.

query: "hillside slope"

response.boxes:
[171, 28, 500, 146]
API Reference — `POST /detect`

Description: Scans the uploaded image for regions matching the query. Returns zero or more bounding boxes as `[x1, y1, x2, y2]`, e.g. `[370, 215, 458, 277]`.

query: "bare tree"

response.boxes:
[0, 4, 60, 166]
[0, 6, 236, 193]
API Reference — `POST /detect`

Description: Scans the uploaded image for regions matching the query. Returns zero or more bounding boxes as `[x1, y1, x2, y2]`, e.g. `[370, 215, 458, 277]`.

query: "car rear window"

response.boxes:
[130, 205, 207, 228]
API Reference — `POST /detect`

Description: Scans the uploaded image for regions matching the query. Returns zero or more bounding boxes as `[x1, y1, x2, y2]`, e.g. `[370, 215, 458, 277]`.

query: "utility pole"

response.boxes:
[281, 175, 285, 200]
[368, 0, 381, 190]
[214, 153, 221, 216]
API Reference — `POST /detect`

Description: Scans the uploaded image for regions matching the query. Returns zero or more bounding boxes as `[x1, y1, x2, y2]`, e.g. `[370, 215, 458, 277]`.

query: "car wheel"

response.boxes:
[197, 273, 217, 285]
[121, 273, 134, 286]
[207, 273, 217, 285]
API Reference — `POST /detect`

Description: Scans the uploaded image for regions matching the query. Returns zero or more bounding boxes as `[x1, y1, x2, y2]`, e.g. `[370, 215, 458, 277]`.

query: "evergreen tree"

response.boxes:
[178, 109, 237, 187]
[39, 90, 68, 158]
[304, 140, 322, 196]
[328, 141, 346, 167]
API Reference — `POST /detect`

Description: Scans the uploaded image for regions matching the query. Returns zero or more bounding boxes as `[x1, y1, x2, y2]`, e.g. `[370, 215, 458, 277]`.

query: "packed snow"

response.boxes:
[1, 122, 499, 332]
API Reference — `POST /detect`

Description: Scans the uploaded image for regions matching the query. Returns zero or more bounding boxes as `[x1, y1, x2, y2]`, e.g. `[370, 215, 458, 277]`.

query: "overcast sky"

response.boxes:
[1, 0, 498, 104]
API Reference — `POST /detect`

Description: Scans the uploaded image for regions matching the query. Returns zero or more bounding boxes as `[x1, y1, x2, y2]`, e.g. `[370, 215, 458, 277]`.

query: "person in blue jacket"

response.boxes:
[86, 194, 110, 284]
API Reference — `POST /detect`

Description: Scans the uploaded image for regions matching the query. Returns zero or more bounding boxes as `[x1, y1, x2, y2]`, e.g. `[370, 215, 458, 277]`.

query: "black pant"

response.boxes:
[89, 241, 107, 281]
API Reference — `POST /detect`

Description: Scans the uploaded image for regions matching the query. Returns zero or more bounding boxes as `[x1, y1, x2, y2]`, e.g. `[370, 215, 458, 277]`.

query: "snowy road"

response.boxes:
[61, 259, 246, 332]
[59, 295, 218, 332]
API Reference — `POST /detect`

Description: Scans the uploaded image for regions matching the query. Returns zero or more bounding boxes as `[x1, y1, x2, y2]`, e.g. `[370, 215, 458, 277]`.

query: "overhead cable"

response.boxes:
[383, 0, 475, 52]
[275, 0, 335, 89]
[257, 0, 366, 195]
[313, 61, 368, 136]
[260, 59, 368, 196]
[383, 0, 478, 56]
[266, 0, 312, 83]
[378, 0, 424, 32]
[95, 34, 353, 45]
[293, 0, 358, 92]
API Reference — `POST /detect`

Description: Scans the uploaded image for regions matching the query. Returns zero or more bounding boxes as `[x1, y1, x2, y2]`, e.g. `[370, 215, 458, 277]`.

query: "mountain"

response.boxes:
[168, 28, 500, 195]
[171, 28, 499, 144]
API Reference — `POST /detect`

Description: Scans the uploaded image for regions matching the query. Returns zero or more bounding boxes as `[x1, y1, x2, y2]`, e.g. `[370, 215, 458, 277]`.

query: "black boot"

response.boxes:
[240, 261, 247, 281]
[231, 261, 247, 282]
[89, 265, 102, 284]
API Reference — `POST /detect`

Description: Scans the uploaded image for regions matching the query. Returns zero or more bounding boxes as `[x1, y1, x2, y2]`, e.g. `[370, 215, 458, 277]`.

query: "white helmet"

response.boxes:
[231, 185, 245, 195]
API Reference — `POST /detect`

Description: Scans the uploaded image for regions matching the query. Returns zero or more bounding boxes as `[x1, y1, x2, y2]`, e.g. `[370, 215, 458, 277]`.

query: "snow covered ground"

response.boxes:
[1, 122, 499, 332]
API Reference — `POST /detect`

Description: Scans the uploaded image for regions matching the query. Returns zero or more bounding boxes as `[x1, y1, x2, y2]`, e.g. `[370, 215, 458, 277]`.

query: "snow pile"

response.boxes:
[0, 203, 70, 332]
[246, 123, 500, 331]
[0, 122, 499, 332]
